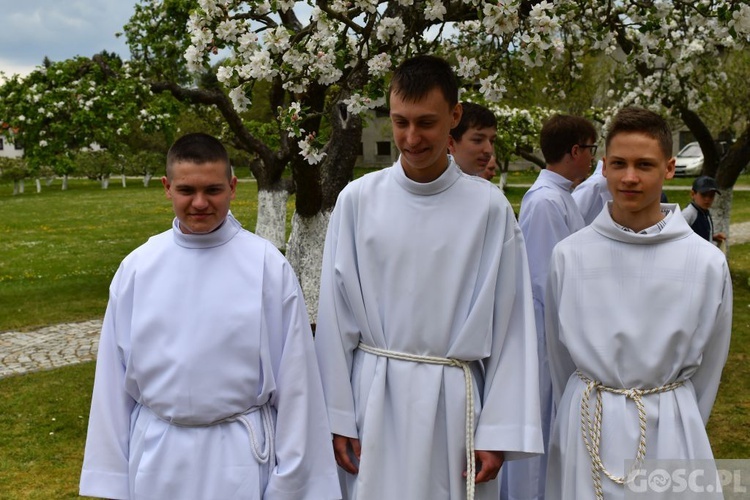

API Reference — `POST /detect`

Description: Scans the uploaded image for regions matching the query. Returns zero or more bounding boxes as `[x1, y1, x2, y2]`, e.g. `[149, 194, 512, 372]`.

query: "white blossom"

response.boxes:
[229, 86, 250, 112]
[376, 17, 406, 45]
[455, 56, 480, 80]
[367, 53, 392, 78]
[185, 45, 204, 73]
[238, 50, 277, 81]
[299, 133, 327, 165]
[354, 0, 378, 13]
[217, 65, 234, 84]
[732, 4, 750, 35]
[216, 19, 239, 42]
[425, 0, 446, 21]
[344, 93, 386, 115]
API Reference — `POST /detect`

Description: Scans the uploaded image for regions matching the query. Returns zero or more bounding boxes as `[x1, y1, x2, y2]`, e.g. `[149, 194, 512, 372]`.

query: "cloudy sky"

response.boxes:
[0, 1, 139, 79]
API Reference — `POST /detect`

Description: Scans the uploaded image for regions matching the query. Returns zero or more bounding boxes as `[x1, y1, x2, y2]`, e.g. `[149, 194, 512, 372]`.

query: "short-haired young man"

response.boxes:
[501, 114, 596, 500]
[79, 133, 340, 500]
[315, 55, 543, 500]
[449, 101, 498, 178]
[544, 108, 732, 499]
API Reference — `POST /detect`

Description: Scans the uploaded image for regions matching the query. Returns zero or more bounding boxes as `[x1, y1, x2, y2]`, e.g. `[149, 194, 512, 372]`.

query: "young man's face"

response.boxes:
[448, 126, 497, 176]
[603, 131, 675, 229]
[692, 190, 717, 211]
[480, 155, 498, 181]
[162, 160, 237, 234]
[390, 86, 462, 183]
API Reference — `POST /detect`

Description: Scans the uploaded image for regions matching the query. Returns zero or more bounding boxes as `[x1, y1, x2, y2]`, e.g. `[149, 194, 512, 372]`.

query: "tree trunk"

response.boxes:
[18, 179, 24, 194]
[286, 98, 363, 323]
[62, 175, 68, 190]
[102, 174, 110, 189]
[286, 210, 331, 323]
[255, 187, 289, 250]
[121, 173, 127, 187]
[712, 189, 733, 257]
[143, 172, 152, 187]
[46, 177, 54, 187]
[12, 180, 19, 195]
[35, 178, 42, 193]
[500, 158, 510, 191]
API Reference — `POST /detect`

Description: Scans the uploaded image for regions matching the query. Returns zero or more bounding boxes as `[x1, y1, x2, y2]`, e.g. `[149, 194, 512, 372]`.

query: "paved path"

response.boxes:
[3, 221, 750, 380]
[0, 319, 102, 378]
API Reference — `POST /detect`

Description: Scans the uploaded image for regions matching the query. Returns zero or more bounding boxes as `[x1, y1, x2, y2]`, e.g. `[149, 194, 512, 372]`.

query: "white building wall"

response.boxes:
[359, 111, 397, 167]
[0, 136, 23, 159]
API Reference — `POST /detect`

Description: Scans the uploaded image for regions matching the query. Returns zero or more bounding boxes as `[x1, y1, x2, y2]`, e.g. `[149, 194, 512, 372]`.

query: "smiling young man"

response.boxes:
[543, 108, 732, 500]
[80, 133, 340, 500]
[449, 102, 498, 178]
[315, 55, 543, 500]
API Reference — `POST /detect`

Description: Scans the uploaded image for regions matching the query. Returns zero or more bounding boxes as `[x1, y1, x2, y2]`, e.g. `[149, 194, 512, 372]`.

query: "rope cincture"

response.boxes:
[166, 402, 276, 481]
[576, 370, 684, 500]
[236, 403, 275, 466]
[357, 342, 476, 500]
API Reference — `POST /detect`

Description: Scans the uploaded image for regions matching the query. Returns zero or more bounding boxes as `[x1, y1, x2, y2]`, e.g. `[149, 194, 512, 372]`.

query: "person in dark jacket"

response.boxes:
[682, 175, 726, 245]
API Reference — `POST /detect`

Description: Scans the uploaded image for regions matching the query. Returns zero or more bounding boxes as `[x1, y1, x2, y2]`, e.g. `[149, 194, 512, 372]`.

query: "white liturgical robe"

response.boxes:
[315, 159, 543, 500]
[545, 204, 732, 500]
[572, 160, 611, 226]
[80, 214, 340, 500]
[502, 168, 585, 500]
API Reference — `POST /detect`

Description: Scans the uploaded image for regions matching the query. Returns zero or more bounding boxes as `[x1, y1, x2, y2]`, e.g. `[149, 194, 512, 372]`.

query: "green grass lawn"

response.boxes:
[0, 172, 749, 498]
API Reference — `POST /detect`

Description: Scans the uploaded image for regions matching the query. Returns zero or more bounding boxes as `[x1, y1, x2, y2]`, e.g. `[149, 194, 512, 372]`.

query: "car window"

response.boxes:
[678, 143, 703, 158]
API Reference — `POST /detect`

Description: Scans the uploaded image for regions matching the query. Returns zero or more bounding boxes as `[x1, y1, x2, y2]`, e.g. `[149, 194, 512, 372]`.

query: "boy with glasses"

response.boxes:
[501, 114, 597, 500]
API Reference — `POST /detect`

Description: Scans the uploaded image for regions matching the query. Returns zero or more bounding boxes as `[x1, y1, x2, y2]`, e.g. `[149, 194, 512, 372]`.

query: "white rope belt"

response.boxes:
[576, 370, 684, 500]
[357, 342, 476, 500]
[158, 402, 275, 473]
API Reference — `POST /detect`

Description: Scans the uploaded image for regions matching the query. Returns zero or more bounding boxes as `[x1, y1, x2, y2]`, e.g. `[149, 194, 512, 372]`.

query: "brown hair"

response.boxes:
[389, 55, 459, 109]
[605, 107, 672, 159]
[540, 114, 598, 164]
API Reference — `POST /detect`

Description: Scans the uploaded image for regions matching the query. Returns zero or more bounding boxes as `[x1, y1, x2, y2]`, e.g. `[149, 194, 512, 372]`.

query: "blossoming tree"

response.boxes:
[127, 0, 750, 316]
[0, 53, 176, 191]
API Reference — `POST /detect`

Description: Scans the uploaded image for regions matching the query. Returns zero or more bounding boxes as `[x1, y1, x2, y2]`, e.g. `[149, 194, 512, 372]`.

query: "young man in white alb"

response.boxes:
[315, 55, 543, 500]
[502, 114, 596, 500]
[80, 133, 340, 500]
[544, 107, 732, 500]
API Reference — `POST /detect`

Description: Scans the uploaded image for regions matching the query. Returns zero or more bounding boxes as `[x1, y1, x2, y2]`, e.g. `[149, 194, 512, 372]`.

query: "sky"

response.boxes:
[0, 1, 139, 79]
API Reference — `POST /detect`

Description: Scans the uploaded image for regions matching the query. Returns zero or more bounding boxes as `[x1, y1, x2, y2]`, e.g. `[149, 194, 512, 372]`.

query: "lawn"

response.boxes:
[0, 171, 748, 498]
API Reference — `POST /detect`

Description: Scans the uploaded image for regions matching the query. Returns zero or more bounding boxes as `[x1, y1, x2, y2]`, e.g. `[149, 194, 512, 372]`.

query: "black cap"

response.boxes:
[692, 176, 720, 194]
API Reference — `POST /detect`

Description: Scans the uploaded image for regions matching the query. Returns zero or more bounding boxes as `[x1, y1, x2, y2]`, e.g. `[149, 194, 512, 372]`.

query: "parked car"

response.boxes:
[674, 142, 703, 177]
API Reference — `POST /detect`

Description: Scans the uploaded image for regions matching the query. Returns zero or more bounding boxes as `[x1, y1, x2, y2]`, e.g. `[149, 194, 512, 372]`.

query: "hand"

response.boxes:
[332, 434, 361, 474]
[464, 450, 504, 483]
[713, 232, 727, 243]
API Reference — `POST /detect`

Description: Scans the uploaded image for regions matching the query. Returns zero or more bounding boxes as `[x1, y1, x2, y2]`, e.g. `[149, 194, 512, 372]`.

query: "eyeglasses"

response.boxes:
[578, 144, 598, 155]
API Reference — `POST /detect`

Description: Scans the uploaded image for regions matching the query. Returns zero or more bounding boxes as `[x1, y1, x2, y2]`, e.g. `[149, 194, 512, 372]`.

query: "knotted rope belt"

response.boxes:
[357, 342, 476, 500]
[157, 402, 275, 475]
[576, 370, 684, 500]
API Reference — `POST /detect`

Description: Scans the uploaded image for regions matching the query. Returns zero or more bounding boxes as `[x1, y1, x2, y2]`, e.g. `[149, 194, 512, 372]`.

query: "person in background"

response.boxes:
[449, 101, 498, 179]
[80, 132, 340, 500]
[545, 107, 731, 499]
[315, 55, 543, 500]
[682, 175, 727, 245]
[480, 154, 499, 182]
[501, 114, 596, 500]
[572, 159, 610, 225]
